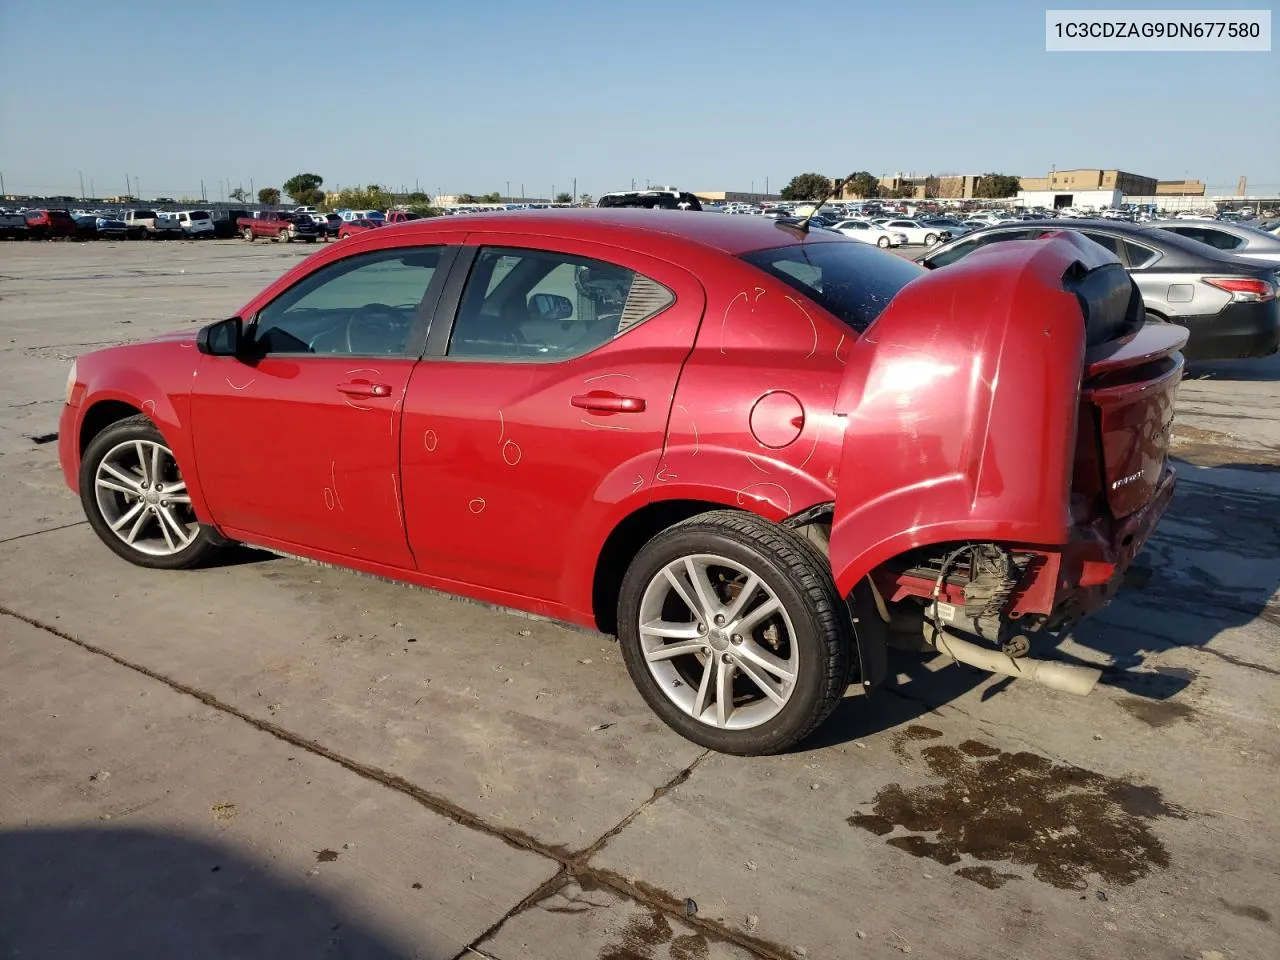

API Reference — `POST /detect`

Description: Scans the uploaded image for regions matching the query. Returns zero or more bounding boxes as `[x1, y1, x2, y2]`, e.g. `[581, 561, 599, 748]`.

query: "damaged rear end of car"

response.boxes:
[827, 231, 1187, 695]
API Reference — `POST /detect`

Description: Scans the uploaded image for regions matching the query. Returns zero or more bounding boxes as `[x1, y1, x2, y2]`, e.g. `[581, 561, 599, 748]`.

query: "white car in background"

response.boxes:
[877, 218, 952, 245]
[831, 219, 908, 248]
[171, 210, 215, 237]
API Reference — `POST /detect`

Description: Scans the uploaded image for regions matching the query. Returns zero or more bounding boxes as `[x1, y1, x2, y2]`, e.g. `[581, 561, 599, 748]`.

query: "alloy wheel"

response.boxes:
[637, 554, 798, 730]
[93, 439, 198, 557]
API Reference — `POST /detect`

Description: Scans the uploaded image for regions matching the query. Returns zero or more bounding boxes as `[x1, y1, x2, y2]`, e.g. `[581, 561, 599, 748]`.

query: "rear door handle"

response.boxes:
[572, 391, 647, 414]
[337, 380, 392, 398]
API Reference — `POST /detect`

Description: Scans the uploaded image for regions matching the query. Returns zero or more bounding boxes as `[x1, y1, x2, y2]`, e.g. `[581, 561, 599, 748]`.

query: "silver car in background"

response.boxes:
[917, 219, 1280, 361]
[1148, 219, 1280, 265]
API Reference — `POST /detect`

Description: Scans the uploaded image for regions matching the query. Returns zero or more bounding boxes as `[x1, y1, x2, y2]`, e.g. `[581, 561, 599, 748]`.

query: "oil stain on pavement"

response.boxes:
[849, 726, 1184, 890]
[597, 908, 710, 960]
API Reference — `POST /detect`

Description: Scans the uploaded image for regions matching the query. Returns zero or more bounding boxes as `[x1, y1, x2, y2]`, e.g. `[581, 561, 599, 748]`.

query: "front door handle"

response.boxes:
[572, 391, 647, 414]
[337, 380, 392, 398]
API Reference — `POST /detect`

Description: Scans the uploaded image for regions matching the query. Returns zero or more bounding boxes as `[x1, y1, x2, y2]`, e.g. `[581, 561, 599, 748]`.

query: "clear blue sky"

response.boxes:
[0, 0, 1275, 199]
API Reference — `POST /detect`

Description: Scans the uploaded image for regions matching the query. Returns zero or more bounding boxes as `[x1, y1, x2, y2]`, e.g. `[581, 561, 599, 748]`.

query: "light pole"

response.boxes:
[506, 180, 511, 203]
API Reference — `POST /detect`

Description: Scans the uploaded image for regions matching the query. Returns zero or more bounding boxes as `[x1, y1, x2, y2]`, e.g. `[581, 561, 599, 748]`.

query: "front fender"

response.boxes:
[70, 346, 213, 525]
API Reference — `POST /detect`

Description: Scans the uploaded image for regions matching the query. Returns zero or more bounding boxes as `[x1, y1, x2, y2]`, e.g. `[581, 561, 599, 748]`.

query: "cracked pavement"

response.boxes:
[1, 241, 1277, 960]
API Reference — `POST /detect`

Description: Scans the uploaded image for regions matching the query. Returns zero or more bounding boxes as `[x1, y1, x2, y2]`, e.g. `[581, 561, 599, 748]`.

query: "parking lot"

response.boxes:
[1, 238, 1278, 960]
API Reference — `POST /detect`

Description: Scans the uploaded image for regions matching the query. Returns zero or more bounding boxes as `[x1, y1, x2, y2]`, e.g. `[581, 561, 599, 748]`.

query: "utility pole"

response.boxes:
[90, 178, 94, 198]
[125, 175, 130, 198]
[250, 178, 255, 200]
[79, 170, 85, 199]
[520, 182, 524, 201]
[573, 177, 577, 204]
[200, 179, 206, 203]
[766, 175, 769, 195]
[0, 171, 5, 196]
[506, 180, 511, 202]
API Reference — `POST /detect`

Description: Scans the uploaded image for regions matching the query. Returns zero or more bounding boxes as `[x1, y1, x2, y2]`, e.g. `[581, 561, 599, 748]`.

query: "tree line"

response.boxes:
[233, 174, 592, 215]
[779, 171, 1022, 201]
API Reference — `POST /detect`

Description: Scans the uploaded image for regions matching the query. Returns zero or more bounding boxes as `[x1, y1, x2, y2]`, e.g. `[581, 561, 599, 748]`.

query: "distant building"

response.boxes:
[1155, 179, 1206, 196]
[694, 190, 781, 203]
[1019, 169, 1159, 195]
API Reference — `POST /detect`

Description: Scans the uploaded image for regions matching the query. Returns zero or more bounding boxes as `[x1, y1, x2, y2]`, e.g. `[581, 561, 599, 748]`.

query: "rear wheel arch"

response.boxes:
[591, 499, 743, 634]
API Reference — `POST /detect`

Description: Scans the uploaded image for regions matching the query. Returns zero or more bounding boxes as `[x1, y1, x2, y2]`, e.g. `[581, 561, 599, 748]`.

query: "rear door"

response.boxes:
[399, 237, 705, 611]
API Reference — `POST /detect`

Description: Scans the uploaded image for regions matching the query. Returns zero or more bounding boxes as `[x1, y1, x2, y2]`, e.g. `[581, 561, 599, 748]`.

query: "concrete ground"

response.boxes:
[1, 238, 1277, 960]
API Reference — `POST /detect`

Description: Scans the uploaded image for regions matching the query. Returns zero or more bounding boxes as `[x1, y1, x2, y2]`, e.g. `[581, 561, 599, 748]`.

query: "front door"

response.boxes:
[399, 238, 705, 614]
[189, 244, 454, 567]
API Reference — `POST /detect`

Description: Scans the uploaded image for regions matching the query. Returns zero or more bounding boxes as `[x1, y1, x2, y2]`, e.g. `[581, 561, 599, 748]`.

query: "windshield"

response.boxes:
[740, 241, 925, 333]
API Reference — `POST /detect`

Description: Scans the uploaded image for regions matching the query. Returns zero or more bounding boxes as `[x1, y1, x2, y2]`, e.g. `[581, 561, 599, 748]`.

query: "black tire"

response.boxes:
[877, 236, 890, 248]
[924, 233, 938, 246]
[79, 415, 223, 570]
[242, 227, 254, 241]
[616, 510, 853, 755]
[280, 230, 293, 243]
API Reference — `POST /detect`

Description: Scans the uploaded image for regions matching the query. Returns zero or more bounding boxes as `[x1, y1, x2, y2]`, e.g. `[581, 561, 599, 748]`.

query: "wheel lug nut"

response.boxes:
[720, 653, 731, 663]
[155, 484, 163, 491]
[160, 500, 168, 507]
[731, 634, 743, 645]
[713, 615, 726, 626]
[696, 623, 706, 634]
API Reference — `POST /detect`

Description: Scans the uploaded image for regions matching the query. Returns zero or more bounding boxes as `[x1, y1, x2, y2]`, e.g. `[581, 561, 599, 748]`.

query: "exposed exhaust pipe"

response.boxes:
[926, 625, 1101, 696]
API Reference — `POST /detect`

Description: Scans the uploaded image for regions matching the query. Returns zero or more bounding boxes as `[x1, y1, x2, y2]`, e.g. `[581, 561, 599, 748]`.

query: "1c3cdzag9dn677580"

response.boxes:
[59, 210, 1186, 754]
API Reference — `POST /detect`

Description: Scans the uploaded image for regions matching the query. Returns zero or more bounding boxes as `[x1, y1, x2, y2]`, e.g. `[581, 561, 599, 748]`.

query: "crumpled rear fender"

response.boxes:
[828, 234, 1110, 596]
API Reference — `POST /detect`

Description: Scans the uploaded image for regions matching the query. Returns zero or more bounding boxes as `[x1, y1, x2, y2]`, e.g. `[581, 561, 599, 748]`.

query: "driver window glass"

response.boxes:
[253, 247, 441, 355]
[448, 247, 674, 361]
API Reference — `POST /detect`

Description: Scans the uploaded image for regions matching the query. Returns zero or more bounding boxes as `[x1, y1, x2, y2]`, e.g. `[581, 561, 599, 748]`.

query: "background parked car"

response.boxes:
[919, 220, 1280, 360]
[0, 211, 31, 239]
[94, 214, 129, 240]
[237, 211, 319, 243]
[24, 209, 78, 240]
[878, 218, 951, 245]
[830, 219, 908, 248]
[172, 210, 215, 238]
[72, 214, 101, 240]
[209, 208, 249, 238]
[336, 217, 384, 240]
[122, 209, 183, 240]
[1149, 219, 1280, 265]
[920, 216, 974, 237]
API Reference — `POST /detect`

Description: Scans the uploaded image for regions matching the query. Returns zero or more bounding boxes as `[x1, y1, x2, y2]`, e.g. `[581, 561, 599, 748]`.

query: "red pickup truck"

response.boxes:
[236, 211, 319, 243]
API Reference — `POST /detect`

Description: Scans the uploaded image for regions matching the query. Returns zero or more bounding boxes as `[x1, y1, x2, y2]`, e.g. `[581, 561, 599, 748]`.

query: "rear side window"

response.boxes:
[190, 210, 210, 220]
[449, 247, 674, 360]
[740, 241, 924, 333]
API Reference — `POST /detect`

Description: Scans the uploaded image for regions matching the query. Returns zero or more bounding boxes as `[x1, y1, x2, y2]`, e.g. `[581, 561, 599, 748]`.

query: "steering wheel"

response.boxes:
[345, 302, 409, 354]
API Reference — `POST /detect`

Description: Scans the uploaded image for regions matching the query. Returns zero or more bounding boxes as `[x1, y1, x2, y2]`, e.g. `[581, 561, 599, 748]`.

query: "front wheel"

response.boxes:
[79, 415, 222, 570]
[280, 230, 293, 243]
[924, 233, 938, 245]
[617, 511, 852, 755]
[242, 227, 254, 241]
[877, 236, 890, 248]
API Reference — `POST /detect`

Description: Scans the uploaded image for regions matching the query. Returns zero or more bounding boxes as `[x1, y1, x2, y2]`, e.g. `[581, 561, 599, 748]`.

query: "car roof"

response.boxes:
[373, 209, 841, 256]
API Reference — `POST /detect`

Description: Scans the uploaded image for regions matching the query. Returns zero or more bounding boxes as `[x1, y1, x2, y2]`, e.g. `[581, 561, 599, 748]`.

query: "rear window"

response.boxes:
[189, 210, 210, 220]
[740, 241, 924, 333]
[135, 210, 157, 219]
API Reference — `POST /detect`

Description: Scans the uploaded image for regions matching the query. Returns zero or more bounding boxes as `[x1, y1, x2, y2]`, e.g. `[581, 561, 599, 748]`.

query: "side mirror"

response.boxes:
[197, 317, 244, 356]
[528, 292, 573, 321]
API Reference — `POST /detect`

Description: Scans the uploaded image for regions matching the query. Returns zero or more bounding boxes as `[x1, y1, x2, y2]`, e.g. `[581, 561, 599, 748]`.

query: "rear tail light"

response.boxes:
[1202, 277, 1276, 303]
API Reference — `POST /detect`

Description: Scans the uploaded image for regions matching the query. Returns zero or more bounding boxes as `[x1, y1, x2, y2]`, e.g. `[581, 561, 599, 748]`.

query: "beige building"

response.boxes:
[1018, 169, 1158, 195]
[1155, 179, 1206, 196]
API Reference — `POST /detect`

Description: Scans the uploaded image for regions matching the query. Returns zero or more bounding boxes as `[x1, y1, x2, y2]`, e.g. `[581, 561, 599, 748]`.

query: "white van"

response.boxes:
[172, 210, 215, 237]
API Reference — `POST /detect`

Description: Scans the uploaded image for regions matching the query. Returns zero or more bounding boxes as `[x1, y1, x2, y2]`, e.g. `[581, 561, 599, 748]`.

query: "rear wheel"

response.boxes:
[924, 233, 938, 245]
[877, 236, 891, 248]
[617, 511, 852, 755]
[280, 230, 293, 243]
[242, 227, 254, 241]
[80, 415, 222, 569]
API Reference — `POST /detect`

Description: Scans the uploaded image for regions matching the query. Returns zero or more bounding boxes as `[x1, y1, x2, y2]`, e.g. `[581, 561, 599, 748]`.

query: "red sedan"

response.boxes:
[336, 217, 384, 240]
[58, 211, 1186, 754]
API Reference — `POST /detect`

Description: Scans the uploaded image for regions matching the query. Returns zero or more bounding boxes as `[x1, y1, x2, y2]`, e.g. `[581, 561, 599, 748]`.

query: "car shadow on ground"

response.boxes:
[1184, 353, 1280, 382]
[805, 458, 1280, 751]
[0, 826, 420, 960]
